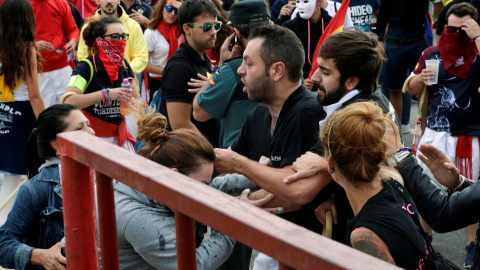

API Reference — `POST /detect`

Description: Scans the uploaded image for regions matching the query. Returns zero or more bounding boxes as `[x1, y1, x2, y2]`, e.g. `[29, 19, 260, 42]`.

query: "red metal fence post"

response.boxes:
[60, 156, 99, 270]
[175, 211, 197, 270]
[96, 171, 120, 270]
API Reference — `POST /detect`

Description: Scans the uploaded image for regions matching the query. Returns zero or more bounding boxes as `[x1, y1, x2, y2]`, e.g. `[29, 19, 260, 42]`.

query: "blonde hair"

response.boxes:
[132, 100, 215, 175]
[320, 101, 396, 184]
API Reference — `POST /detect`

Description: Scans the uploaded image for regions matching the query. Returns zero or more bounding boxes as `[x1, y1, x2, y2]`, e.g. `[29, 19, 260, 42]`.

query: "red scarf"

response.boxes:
[438, 26, 477, 79]
[157, 21, 181, 60]
[94, 37, 127, 83]
[82, 110, 136, 148]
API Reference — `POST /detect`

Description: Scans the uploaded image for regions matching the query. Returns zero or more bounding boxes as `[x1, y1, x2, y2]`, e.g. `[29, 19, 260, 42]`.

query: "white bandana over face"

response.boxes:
[296, 0, 316, 20]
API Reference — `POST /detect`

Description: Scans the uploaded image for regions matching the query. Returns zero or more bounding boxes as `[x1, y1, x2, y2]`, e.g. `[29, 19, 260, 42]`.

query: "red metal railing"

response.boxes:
[57, 131, 401, 270]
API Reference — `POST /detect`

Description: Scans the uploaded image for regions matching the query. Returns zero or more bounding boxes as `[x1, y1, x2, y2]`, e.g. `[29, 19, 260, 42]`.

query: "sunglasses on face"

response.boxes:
[165, 5, 178, 14]
[101, 33, 130, 41]
[446, 25, 465, 33]
[187, 21, 222, 32]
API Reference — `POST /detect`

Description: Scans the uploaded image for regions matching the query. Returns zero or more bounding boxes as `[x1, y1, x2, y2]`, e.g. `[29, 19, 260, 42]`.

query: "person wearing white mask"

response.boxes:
[283, 0, 332, 91]
[291, 0, 353, 30]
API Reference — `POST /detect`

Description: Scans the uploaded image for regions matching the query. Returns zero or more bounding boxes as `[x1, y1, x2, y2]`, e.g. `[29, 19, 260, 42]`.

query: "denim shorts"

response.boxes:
[381, 38, 429, 91]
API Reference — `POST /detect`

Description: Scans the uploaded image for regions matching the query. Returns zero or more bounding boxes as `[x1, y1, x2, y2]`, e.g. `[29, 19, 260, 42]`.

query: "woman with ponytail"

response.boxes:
[0, 0, 45, 223]
[144, 0, 183, 102]
[320, 101, 457, 269]
[0, 104, 94, 270]
[63, 16, 139, 152]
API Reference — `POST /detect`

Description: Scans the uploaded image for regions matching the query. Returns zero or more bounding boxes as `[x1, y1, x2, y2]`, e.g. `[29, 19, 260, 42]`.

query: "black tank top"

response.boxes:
[346, 179, 427, 269]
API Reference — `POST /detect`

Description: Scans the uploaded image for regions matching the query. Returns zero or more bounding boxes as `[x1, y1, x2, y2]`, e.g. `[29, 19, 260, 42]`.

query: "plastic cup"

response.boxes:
[425, 59, 440, 85]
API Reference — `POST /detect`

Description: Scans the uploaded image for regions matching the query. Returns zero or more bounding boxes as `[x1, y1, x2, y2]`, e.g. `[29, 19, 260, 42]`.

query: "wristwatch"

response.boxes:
[445, 175, 474, 194]
[387, 149, 412, 168]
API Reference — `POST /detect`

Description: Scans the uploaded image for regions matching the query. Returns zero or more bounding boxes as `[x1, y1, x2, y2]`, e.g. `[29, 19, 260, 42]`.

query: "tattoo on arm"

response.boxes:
[351, 229, 396, 265]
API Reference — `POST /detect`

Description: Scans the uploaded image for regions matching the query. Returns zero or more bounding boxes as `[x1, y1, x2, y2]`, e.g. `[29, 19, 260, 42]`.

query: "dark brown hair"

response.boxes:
[0, 0, 42, 89]
[133, 100, 215, 175]
[83, 16, 123, 55]
[248, 25, 304, 82]
[319, 29, 384, 94]
[447, 2, 478, 22]
[321, 101, 395, 185]
[26, 104, 81, 179]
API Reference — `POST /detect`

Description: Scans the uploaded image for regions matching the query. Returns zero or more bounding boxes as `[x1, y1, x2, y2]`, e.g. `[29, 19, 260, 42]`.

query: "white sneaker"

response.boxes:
[401, 124, 410, 134]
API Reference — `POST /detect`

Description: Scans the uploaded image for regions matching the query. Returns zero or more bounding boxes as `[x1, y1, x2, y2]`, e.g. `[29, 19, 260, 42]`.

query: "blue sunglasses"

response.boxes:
[165, 6, 178, 14]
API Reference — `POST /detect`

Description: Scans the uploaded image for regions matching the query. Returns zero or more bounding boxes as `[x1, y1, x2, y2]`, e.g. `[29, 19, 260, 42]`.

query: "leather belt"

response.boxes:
[386, 34, 426, 45]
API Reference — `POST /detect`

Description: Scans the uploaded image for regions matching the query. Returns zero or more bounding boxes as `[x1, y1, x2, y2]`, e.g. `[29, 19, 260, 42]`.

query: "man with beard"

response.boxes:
[159, 0, 221, 146]
[191, 0, 271, 149]
[213, 25, 325, 269]
[77, 0, 148, 76]
[406, 3, 480, 267]
[215, 29, 401, 252]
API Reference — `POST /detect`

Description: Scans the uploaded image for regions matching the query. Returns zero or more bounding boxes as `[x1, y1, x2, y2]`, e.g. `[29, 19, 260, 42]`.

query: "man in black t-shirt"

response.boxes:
[213, 24, 325, 268]
[214, 25, 325, 230]
[216, 29, 400, 248]
[160, 0, 220, 147]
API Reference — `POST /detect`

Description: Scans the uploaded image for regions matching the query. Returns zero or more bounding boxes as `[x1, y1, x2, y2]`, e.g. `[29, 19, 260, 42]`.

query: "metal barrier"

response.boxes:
[57, 131, 401, 270]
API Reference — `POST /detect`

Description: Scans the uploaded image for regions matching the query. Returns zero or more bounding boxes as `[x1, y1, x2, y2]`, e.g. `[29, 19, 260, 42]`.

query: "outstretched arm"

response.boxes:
[214, 148, 332, 205]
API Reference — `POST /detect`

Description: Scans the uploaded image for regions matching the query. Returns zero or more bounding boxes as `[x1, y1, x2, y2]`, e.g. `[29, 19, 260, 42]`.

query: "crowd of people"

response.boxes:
[1, 0, 480, 269]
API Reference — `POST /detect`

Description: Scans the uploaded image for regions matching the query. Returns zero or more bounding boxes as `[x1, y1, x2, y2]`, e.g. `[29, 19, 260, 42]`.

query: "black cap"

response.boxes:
[229, 0, 271, 26]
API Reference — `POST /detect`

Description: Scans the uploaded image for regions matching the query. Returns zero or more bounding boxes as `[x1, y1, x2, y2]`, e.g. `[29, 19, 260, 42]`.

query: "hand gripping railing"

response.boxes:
[57, 131, 401, 270]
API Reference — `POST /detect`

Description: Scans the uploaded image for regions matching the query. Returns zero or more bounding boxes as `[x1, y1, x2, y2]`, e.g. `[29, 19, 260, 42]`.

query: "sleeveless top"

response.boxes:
[347, 179, 427, 269]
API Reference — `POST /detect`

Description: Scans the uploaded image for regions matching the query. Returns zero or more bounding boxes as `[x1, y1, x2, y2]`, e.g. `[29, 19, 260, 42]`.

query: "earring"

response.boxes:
[330, 167, 335, 173]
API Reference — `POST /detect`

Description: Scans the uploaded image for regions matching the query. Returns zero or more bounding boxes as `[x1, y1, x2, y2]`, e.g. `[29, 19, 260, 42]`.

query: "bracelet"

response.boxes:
[101, 88, 112, 108]
[473, 34, 480, 42]
[390, 147, 412, 154]
[387, 149, 412, 168]
[60, 91, 78, 104]
[241, 189, 251, 197]
[446, 175, 474, 194]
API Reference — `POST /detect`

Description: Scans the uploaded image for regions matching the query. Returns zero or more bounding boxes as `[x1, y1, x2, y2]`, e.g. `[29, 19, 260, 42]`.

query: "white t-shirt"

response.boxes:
[144, 29, 181, 79]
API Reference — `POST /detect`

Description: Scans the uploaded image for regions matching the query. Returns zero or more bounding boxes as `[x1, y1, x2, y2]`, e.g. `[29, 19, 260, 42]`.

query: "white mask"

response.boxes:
[296, 0, 316, 20]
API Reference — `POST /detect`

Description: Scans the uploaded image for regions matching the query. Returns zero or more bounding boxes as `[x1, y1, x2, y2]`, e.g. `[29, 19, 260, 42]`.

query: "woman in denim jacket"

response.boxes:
[0, 104, 94, 270]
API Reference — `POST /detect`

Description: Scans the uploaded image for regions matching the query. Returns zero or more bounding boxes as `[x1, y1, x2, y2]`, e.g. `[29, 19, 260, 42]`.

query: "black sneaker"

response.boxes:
[465, 241, 476, 269]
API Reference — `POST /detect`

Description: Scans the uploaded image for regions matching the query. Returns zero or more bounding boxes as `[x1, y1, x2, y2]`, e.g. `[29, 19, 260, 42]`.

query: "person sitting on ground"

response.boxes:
[320, 101, 455, 268]
[0, 104, 94, 270]
[63, 16, 139, 152]
[114, 100, 274, 269]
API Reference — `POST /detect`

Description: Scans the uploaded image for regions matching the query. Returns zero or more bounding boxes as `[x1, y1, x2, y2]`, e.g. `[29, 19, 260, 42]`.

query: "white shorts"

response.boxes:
[38, 66, 73, 108]
[252, 253, 279, 270]
[416, 127, 480, 187]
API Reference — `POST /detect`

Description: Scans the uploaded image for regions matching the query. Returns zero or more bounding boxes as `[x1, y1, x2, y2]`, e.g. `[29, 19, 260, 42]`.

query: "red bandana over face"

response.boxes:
[438, 26, 477, 79]
[95, 37, 127, 83]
